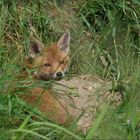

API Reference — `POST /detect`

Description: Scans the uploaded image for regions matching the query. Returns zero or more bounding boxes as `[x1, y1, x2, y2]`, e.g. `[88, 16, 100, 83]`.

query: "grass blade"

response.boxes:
[85, 103, 109, 139]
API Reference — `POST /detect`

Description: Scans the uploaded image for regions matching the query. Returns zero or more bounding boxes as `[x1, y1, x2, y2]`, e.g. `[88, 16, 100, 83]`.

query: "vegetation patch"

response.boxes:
[0, 0, 140, 139]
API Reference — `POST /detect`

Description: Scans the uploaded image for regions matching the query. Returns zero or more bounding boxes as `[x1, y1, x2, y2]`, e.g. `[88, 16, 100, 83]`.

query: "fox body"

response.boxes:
[20, 30, 72, 124]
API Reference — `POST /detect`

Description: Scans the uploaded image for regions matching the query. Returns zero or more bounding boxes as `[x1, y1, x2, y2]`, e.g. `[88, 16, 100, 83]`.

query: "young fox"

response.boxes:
[20, 30, 72, 124]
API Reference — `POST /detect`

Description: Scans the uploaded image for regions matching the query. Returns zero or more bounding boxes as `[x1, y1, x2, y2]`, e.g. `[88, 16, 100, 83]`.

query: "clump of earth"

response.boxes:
[52, 75, 122, 133]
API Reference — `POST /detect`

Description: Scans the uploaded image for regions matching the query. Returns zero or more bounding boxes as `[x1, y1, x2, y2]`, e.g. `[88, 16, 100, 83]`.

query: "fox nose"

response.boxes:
[56, 72, 63, 77]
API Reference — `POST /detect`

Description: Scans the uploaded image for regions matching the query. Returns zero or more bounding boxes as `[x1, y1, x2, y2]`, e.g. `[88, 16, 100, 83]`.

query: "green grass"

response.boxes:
[0, 0, 140, 139]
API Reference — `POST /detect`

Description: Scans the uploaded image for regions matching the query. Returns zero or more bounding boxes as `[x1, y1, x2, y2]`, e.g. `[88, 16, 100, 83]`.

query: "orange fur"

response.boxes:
[18, 30, 71, 124]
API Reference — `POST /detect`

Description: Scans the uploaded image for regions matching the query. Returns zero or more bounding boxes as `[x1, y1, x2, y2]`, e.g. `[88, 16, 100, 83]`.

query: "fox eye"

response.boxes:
[44, 63, 51, 67]
[59, 60, 65, 64]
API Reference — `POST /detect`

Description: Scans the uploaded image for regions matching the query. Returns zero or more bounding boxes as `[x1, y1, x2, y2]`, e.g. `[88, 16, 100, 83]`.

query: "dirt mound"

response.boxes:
[53, 75, 122, 132]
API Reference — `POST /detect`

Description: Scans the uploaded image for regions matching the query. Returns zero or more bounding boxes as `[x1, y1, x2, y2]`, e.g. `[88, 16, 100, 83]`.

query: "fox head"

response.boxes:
[28, 30, 70, 80]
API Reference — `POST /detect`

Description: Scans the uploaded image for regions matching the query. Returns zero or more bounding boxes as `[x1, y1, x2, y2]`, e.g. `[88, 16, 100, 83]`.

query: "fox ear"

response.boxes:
[29, 37, 44, 58]
[57, 30, 70, 54]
